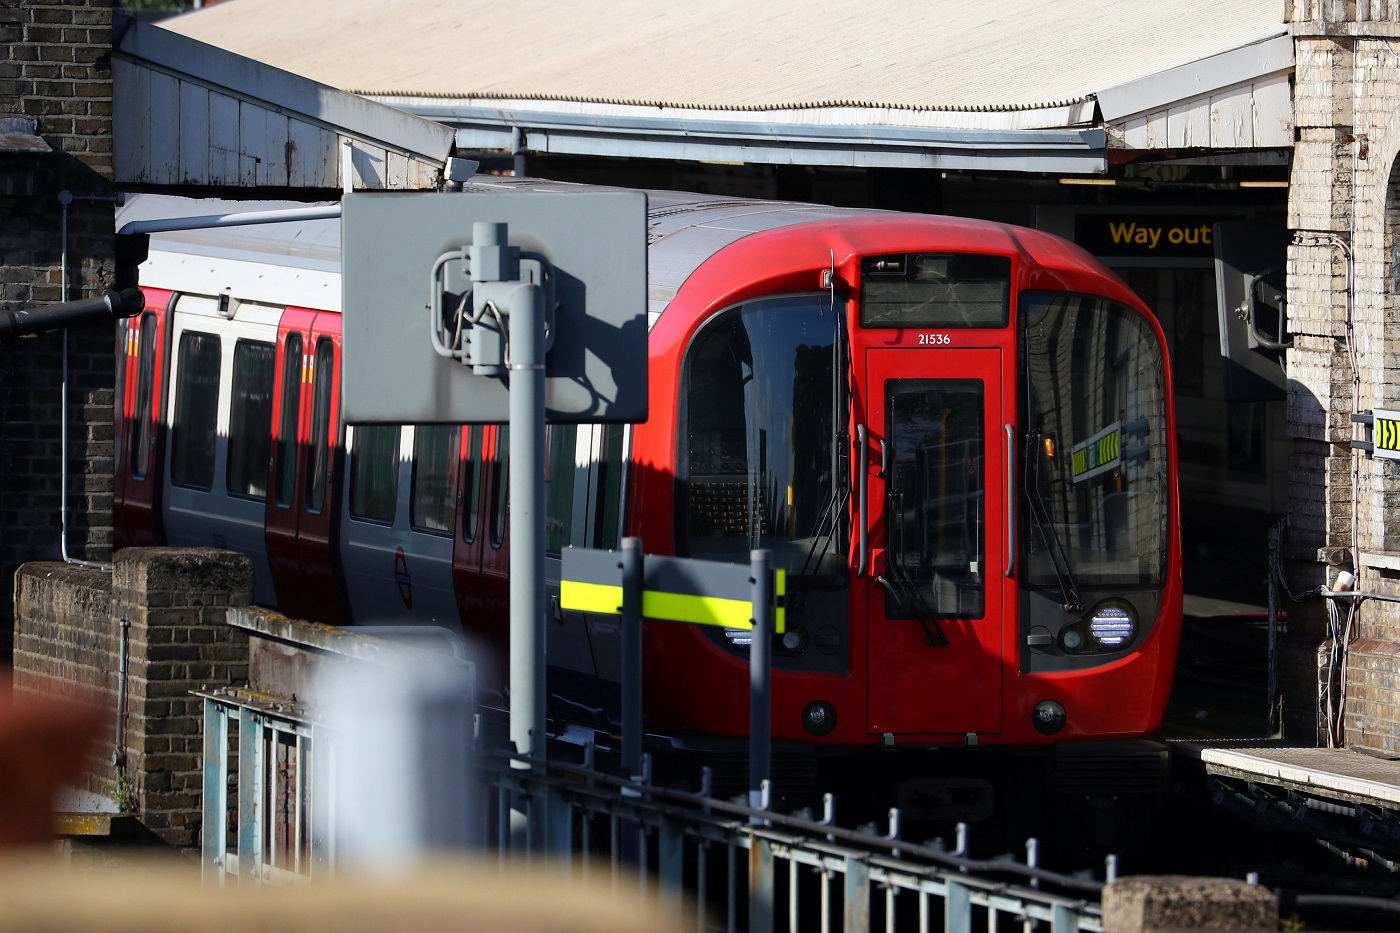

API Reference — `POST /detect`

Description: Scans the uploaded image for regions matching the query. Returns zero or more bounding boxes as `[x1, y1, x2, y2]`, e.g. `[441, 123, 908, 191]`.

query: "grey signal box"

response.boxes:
[340, 189, 648, 424]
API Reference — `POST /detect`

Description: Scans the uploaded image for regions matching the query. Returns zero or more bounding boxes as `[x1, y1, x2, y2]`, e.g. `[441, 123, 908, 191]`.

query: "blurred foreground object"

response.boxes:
[0, 672, 104, 850]
[0, 856, 681, 933]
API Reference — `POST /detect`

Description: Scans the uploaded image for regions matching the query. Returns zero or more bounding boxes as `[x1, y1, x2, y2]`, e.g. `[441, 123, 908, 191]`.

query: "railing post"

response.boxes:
[1052, 902, 1080, 933]
[844, 856, 871, 933]
[749, 834, 775, 933]
[237, 710, 264, 886]
[945, 878, 972, 933]
[309, 724, 334, 878]
[657, 815, 686, 919]
[201, 697, 228, 886]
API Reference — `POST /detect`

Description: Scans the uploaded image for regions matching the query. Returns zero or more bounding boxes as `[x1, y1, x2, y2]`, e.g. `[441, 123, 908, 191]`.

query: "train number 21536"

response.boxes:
[917, 332, 951, 346]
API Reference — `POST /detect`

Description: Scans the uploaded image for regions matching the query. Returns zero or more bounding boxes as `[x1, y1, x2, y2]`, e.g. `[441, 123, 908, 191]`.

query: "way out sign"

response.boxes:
[561, 547, 785, 633]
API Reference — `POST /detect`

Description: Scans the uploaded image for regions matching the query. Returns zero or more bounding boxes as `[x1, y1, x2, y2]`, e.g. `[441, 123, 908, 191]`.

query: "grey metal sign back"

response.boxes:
[340, 189, 648, 424]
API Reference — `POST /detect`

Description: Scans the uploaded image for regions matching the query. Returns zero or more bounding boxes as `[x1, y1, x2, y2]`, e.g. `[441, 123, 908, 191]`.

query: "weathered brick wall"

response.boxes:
[13, 548, 253, 848]
[0, 0, 119, 659]
[12, 559, 119, 792]
[1289, 2, 1400, 750]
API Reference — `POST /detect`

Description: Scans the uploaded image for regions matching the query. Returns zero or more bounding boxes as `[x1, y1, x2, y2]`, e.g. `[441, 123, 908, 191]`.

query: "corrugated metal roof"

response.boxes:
[161, 0, 1284, 115]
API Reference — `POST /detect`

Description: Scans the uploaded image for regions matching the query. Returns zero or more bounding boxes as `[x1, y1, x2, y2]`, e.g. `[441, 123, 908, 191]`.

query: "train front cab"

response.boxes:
[633, 217, 1181, 832]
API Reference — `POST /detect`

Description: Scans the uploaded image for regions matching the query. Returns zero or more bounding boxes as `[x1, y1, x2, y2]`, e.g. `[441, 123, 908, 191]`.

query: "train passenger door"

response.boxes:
[862, 348, 1006, 737]
[264, 309, 343, 624]
[114, 289, 174, 548]
[161, 296, 281, 605]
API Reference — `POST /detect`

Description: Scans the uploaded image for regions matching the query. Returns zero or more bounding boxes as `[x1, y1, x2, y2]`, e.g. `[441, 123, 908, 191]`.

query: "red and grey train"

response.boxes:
[114, 177, 1181, 776]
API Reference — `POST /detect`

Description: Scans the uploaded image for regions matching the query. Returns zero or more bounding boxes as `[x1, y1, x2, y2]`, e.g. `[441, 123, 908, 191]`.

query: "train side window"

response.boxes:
[274, 332, 303, 508]
[349, 425, 400, 524]
[411, 424, 458, 534]
[490, 425, 509, 548]
[130, 313, 157, 480]
[170, 330, 222, 491]
[592, 424, 625, 550]
[227, 339, 276, 500]
[305, 338, 335, 513]
[462, 427, 483, 544]
[545, 424, 577, 555]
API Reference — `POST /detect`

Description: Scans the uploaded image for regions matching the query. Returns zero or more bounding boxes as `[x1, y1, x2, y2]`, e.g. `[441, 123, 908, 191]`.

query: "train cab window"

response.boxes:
[592, 424, 625, 550]
[227, 340, 275, 500]
[275, 332, 303, 508]
[680, 295, 844, 580]
[462, 427, 483, 544]
[490, 425, 509, 548]
[305, 338, 335, 513]
[545, 424, 577, 555]
[861, 253, 1010, 328]
[410, 424, 458, 534]
[349, 425, 400, 524]
[130, 313, 158, 480]
[169, 330, 221, 491]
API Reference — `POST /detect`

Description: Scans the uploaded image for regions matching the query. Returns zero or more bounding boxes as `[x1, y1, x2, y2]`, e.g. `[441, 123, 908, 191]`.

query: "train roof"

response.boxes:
[117, 179, 1118, 316]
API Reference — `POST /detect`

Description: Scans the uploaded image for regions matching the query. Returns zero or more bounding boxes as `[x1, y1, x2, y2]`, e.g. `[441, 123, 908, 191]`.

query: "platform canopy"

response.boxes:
[159, 0, 1292, 176]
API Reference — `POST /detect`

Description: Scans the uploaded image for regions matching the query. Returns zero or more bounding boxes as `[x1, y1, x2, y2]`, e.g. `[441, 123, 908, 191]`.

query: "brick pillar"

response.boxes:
[0, 0, 119, 660]
[111, 548, 251, 847]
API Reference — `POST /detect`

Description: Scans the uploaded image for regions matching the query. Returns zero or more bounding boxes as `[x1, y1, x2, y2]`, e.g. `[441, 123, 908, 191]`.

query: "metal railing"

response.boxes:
[485, 747, 1106, 933]
[199, 686, 1107, 930]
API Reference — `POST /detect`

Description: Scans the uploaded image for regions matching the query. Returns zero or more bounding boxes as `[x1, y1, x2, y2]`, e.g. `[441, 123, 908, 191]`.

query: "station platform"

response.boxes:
[1175, 743, 1400, 811]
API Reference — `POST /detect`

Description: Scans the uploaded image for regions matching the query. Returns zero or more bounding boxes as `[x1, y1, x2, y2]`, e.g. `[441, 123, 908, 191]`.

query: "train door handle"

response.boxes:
[857, 424, 868, 576]
[877, 437, 889, 479]
[1005, 424, 1016, 578]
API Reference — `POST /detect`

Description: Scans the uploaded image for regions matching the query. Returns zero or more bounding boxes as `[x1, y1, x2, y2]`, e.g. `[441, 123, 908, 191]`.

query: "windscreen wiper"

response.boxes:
[1023, 432, 1084, 613]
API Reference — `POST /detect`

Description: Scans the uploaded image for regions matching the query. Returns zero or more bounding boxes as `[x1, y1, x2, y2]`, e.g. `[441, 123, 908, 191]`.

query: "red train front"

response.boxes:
[631, 214, 1181, 752]
[112, 180, 1181, 778]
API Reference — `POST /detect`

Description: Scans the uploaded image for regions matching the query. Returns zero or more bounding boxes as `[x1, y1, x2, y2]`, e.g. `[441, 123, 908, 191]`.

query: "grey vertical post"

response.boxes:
[504, 226, 547, 774]
[749, 549, 772, 818]
[620, 537, 644, 866]
[201, 697, 228, 886]
[621, 537, 643, 779]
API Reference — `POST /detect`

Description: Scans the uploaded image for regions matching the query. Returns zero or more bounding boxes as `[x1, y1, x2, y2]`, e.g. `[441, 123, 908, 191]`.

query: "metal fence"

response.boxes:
[200, 687, 1108, 931]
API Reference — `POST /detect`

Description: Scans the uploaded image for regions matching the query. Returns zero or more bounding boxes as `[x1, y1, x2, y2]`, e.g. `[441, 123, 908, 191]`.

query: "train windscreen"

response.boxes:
[1020, 293, 1169, 593]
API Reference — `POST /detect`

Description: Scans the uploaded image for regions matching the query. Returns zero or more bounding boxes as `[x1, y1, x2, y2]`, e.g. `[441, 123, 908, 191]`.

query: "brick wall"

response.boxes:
[1290, 4, 1400, 749]
[0, 0, 119, 658]
[13, 548, 252, 848]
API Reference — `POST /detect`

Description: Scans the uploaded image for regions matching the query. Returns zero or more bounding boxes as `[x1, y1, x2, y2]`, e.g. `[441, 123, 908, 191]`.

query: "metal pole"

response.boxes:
[749, 549, 772, 819]
[508, 275, 547, 772]
[620, 537, 643, 779]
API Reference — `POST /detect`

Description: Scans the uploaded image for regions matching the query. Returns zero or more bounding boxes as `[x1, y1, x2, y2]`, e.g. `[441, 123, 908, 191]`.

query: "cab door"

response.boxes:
[862, 347, 1007, 737]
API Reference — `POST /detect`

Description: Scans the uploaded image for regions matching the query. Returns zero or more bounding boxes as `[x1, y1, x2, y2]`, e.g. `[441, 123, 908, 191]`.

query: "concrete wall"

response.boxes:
[13, 548, 252, 847]
[0, 0, 119, 658]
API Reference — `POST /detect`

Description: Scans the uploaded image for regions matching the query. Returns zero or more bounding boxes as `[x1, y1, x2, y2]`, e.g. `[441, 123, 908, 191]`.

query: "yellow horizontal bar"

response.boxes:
[561, 572, 786, 634]
[559, 580, 623, 615]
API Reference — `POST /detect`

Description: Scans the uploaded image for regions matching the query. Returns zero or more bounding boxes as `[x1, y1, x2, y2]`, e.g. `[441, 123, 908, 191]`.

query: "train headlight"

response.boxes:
[802, 700, 837, 736]
[1087, 602, 1135, 649]
[1032, 700, 1066, 736]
